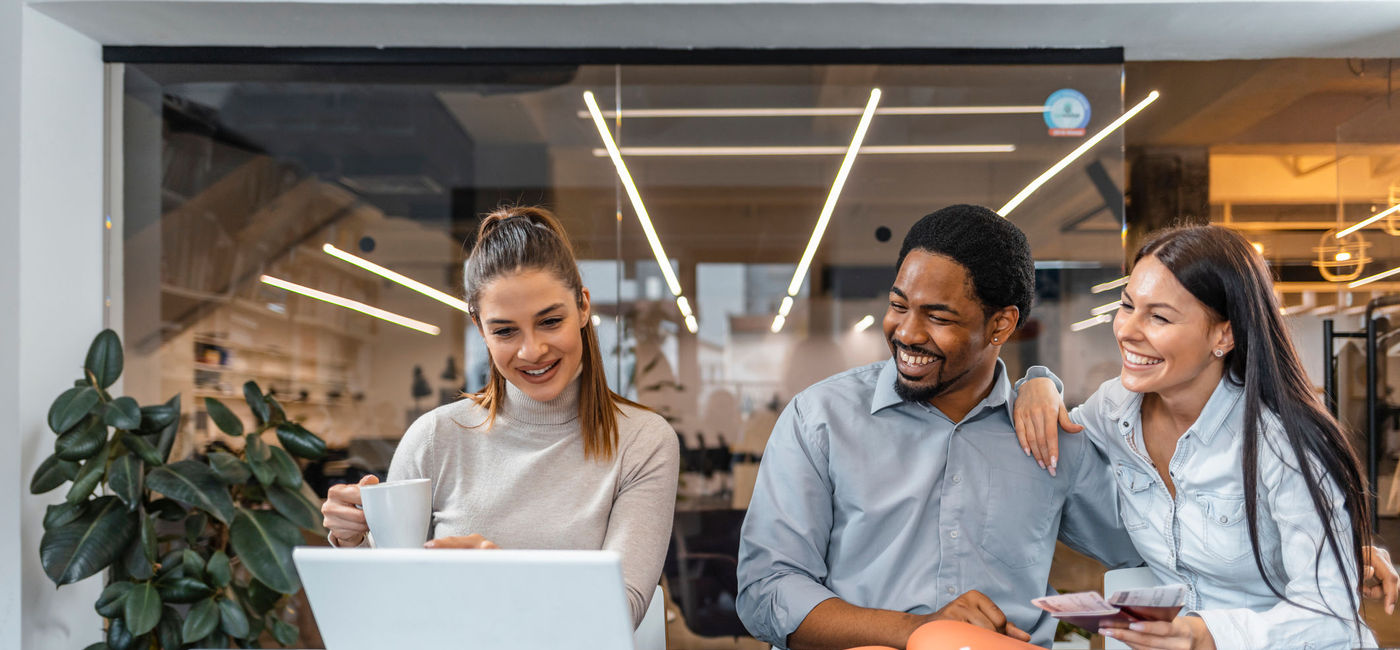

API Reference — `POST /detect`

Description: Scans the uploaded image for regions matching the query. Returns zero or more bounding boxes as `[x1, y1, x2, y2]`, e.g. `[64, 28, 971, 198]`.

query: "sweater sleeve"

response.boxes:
[604, 410, 680, 628]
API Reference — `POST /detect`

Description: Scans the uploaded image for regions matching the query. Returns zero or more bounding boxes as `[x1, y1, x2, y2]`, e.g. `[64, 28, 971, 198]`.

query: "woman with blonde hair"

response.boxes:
[321, 206, 680, 626]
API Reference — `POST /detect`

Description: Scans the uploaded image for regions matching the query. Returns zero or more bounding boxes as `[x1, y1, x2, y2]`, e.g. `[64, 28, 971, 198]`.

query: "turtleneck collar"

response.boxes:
[501, 375, 581, 426]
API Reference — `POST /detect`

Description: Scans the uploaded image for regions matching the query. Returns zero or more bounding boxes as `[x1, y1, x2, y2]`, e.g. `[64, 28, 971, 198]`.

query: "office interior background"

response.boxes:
[8, 1, 1400, 648]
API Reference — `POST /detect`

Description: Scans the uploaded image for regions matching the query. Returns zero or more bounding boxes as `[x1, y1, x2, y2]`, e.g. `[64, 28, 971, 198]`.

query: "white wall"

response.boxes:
[6, 6, 107, 648]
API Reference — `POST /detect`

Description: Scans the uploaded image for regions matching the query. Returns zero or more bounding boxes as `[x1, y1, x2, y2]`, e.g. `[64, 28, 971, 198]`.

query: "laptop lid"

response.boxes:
[294, 547, 635, 650]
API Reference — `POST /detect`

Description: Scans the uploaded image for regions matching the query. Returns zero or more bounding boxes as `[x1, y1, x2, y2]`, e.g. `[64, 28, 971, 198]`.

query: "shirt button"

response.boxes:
[1219, 515, 1228, 524]
[947, 586, 956, 595]
[949, 530, 959, 539]
[952, 474, 962, 484]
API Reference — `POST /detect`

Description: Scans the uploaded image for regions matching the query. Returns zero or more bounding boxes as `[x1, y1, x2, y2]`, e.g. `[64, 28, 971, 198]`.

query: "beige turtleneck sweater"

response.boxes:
[385, 378, 680, 627]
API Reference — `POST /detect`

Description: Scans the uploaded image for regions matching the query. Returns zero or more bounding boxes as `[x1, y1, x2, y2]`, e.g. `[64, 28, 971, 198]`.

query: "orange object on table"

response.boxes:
[906, 620, 1040, 649]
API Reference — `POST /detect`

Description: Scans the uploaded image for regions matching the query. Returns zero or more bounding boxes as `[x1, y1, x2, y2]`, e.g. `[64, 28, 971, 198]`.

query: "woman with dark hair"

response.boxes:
[320, 206, 680, 627]
[1014, 224, 1376, 649]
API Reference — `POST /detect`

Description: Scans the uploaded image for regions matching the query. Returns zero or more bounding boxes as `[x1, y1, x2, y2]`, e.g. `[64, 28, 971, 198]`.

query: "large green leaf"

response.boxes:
[205, 550, 231, 589]
[229, 508, 300, 594]
[140, 515, 157, 564]
[95, 580, 133, 618]
[65, 452, 107, 505]
[43, 501, 87, 530]
[85, 329, 124, 389]
[203, 398, 243, 437]
[153, 394, 181, 463]
[271, 617, 300, 646]
[265, 484, 321, 531]
[49, 386, 99, 434]
[104, 397, 141, 430]
[147, 497, 185, 521]
[268, 446, 303, 488]
[107, 454, 143, 510]
[30, 453, 79, 494]
[156, 605, 183, 650]
[121, 434, 163, 467]
[243, 380, 270, 425]
[266, 394, 287, 425]
[207, 451, 250, 484]
[155, 548, 184, 580]
[124, 582, 162, 636]
[245, 578, 282, 612]
[55, 416, 107, 461]
[122, 535, 153, 580]
[145, 460, 235, 525]
[39, 496, 138, 586]
[275, 422, 327, 460]
[139, 393, 180, 430]
[105, 615, 135, 650]
[182, 548, 206, 582]
[184, 511, 208, 545]
[182, 598, 219, 644]
[245, 435, 276, 486]
[156, 576, 213, 604]
[218, 597, 250, 638]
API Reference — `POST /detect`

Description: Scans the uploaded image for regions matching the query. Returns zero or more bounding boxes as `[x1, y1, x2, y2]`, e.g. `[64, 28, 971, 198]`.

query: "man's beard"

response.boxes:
[893, 366, 970, 403]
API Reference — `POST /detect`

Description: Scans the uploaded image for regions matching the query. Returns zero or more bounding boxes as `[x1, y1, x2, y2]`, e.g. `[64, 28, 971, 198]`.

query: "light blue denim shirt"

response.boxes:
[736, 359, 1142, 649]
[1071, 376, 1376, 650]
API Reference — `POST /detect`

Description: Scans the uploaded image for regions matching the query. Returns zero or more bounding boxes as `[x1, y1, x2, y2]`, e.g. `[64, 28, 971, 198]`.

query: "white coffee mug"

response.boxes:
[359, 478, 432, 548]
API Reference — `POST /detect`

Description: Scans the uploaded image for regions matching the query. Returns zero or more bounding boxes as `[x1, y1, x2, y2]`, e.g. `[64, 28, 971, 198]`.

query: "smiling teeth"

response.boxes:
[898, 349, 934, 366]
[523, 362, 556, 376]
[1124, 350, 1163, 366]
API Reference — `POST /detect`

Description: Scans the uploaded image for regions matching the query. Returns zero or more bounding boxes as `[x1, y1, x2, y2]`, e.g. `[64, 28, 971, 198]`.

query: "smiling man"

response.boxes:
[735, 205, 1143, 650]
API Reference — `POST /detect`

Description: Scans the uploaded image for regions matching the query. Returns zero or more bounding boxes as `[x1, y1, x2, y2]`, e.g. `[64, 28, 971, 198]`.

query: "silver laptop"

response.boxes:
[294, 547, 635, 650]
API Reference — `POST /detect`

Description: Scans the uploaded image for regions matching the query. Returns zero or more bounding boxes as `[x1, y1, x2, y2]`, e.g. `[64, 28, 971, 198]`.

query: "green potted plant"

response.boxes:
[32, 329, 330, 649]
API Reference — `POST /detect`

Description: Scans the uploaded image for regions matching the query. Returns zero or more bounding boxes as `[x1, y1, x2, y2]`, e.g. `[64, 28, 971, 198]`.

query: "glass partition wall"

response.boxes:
[119, 56, 1125, 641]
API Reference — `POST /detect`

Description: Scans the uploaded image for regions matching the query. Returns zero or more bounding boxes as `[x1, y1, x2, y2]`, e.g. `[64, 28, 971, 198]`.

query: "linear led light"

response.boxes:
[260, 275, 441, 336]
[1348, 265, 1400, 288]
[1091, 276, 1129, 294]
[787, 89, 881, 298]
[770, 315, 786, 334]
[684, 315, 698, 334]
[676, 296, 698, 334]
[1335, 203, 1400, 238]
[590, 144, 1014, 157]
[778, 296, 794, 318]
[998, 91, 1160, 217]
[322, 243, 469, 312]
[1090, 300, 1123, 316]
[577, 105, 1044, 119]
[1070, 314, 1113, 332]
[853, 314, 875, 333]
[584, 91, 684, 298]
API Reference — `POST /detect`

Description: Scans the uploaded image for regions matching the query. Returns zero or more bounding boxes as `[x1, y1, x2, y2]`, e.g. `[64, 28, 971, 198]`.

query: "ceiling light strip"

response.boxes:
[576, 105, 1043, 119]
[1090, 300, 1123, 316]
[1091, 276, 1129, 294]
[260, 275, 441, 336]
[590, 144, 1014, 157]
[786, 89, 882, 299]
[583, 91, 684, 298]
[853, 314, 875, 333]
[997, 90, 1160, 217]
[1348, 265, 1400, 289]
[322, 243, 469, 313]
[1335, 203, 1400, 239]
[1070, 314, 1113, 332]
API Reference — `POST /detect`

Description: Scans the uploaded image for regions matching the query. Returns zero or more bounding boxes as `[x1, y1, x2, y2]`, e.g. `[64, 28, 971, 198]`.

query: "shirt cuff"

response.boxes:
[1014, 365, 1064, 395]
[327, 531, 371, 548]
[768, 575, 841, 646]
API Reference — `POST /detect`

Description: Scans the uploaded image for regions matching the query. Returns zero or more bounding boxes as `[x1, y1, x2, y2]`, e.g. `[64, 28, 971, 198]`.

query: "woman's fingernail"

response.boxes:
[1022, 447, 1030, 456]
[1048, 467, 1057, 477]
[1099, 629, 1115, 638]
[1128, 623, 1144, 632]
[1037, 460, 1046, 469]
[1388, 604, 1395, 615]
[1051, 456, 1058, 469]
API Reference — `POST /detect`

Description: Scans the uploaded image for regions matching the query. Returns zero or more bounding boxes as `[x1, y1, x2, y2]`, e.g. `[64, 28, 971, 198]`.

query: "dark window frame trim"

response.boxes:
[104, 46, 1123, 66]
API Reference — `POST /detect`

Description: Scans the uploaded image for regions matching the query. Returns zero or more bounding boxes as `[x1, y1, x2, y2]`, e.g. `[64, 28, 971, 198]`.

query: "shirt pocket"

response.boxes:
[1195, 491, 1250, 564]
[1113, 462, 1154, 532]
[980, 469, 1059, 569]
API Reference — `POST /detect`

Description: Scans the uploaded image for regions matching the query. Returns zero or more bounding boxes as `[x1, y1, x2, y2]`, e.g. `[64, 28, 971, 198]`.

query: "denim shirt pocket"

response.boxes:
[1195, 491, 1250, 564]
[1114, 462, 1154, 532]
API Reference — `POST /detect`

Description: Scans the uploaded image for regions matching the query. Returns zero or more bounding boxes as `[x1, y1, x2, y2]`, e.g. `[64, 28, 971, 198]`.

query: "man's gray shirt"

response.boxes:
[736, 359, 1143, 648]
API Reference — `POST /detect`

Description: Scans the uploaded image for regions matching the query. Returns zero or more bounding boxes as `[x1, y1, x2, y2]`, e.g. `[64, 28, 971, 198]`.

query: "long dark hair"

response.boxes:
[1137, 225, 1371, 624]
[463, 205, 644, 461]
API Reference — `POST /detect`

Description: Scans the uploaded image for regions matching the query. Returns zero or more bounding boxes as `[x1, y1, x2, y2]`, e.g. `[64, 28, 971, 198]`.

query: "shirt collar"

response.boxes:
[1105, 373, 1243, 446]
[870, 357, 1013, 422]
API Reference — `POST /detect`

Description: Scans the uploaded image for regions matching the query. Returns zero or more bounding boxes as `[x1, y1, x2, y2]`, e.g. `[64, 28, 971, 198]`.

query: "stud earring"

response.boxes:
[1214, 349, 1225, 358]
[992, 337, 999, 343]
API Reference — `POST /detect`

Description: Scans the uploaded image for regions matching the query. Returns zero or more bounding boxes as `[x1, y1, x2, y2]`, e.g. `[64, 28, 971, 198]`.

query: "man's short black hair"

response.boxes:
[896, 204, 1034, 329]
